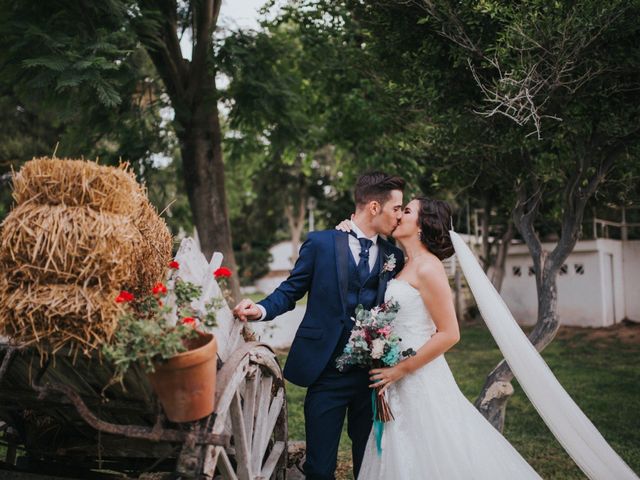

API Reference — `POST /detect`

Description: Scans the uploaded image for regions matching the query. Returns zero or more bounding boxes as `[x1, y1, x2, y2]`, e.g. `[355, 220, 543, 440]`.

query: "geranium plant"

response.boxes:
[103, 261, 227, 383]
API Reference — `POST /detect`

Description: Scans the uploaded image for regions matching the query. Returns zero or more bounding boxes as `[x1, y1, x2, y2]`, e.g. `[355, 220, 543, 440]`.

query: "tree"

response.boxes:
[220, 19, 365, 266]
[282, 0, 640, 431]
[0, 1, 241, 299]
[410, 0, 640, 429]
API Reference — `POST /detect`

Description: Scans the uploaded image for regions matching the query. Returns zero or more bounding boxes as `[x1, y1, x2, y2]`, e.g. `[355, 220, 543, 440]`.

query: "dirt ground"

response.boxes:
[555, 319, 640, 345]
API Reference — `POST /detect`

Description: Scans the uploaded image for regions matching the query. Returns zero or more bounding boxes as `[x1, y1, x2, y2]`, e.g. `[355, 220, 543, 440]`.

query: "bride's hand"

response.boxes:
[335, 215, 354, 232]
[369, 364, 408, 395]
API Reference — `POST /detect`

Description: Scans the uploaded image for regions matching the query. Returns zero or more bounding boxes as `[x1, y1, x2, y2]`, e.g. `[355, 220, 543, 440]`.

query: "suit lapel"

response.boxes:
[376, 241, 389, 304]
[335, 233, 349, 311]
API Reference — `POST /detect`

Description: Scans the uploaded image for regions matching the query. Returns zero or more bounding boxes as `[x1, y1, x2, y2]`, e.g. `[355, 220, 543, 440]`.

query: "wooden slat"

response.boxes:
[258, 441, 285, 480]
[255, 388, 284, 466]
[212, 355, 250, 435]
[242, 366, 260, 453]
[250, 375, 273, 474]
[249, 348, 281, 378]
[230, 391, 253, 480]
[217, 447, 240, 480]
[202, 444, 222, 477]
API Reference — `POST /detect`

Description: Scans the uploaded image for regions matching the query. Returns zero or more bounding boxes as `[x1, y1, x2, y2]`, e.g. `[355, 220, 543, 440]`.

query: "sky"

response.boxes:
[179, 0, 273, 60]
[218, 0, 267, 31]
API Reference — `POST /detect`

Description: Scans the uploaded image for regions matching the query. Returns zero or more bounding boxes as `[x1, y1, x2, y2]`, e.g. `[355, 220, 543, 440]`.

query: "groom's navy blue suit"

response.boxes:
[258, 229, 404, 479]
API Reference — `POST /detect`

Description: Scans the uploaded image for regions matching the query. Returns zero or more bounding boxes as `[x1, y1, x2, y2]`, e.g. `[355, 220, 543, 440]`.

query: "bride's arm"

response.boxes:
[370, 259, 460, 394]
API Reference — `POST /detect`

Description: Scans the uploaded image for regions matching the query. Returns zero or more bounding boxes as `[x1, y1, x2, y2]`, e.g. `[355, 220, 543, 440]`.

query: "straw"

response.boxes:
[0, 157, 173, 355]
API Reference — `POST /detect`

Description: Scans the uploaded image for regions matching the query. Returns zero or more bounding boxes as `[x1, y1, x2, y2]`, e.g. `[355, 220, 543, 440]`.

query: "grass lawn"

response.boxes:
[280, 321, 640, 479]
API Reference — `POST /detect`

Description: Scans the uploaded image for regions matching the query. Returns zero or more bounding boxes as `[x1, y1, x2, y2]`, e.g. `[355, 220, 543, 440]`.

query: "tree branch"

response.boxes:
[137, 1, 188, 103]
[190, 0, 218, 91]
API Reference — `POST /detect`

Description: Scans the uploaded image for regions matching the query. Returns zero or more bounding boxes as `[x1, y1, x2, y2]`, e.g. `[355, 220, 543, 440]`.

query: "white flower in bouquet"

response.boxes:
[371, 338, 385, 359]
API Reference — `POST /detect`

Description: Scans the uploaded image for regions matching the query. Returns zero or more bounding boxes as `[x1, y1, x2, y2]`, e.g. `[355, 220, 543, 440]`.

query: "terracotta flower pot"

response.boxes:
[147, 332, 218, 423]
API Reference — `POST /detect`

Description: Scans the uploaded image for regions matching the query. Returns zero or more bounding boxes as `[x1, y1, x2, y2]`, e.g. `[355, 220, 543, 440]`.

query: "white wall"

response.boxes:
[500, 240, 625, 328]
[255, 241, 297, 295]
[255, 275, 289, 296]
[623, 241, 640, 321]
[268, 241, 295, 271]
[595, 239, 625, 326]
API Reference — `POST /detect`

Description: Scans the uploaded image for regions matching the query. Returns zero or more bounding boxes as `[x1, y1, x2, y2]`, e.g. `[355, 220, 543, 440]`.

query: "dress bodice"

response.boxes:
[384, 278, 436, 350]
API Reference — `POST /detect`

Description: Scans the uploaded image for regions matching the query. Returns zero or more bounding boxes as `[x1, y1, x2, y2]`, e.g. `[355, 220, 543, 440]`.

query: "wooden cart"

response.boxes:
[0, 240, 288, 479]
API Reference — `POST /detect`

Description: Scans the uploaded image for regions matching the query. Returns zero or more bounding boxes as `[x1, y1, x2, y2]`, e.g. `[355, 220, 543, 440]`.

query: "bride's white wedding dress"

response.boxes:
[358, 278, 541, 479]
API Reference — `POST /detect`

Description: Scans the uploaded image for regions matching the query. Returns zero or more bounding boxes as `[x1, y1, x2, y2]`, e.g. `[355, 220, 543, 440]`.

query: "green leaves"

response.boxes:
[102, 275, 222, 383]
[103, 311, 198, 378]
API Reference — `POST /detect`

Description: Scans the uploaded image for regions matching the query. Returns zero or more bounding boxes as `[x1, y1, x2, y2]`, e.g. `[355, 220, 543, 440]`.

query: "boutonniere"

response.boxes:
[380, 253, 397, 277]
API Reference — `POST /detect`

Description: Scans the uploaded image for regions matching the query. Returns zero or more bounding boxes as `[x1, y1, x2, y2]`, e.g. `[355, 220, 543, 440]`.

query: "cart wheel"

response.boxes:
[203, 342, 287, 480]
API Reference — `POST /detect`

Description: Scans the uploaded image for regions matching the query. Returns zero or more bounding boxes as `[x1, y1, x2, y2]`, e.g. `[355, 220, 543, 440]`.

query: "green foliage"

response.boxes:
[103, 275, 221, 382]
[286, 0, 640, 237]
[0, 2, 192, 236]
[221, 21, 361, 278]
[0, 2, 133, 108]
[103, 305, 198, 379]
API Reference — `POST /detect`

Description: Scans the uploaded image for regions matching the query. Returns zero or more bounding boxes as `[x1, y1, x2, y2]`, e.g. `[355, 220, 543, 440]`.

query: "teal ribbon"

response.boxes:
[371, 389, 384, 456]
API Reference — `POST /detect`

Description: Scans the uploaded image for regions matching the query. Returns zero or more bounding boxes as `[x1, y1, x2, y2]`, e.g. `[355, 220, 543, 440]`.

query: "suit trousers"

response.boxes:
[302, 362, 373, 480]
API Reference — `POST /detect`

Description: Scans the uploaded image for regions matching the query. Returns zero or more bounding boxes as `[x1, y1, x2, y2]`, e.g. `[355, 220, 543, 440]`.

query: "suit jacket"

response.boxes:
[258, 229, 405, 387]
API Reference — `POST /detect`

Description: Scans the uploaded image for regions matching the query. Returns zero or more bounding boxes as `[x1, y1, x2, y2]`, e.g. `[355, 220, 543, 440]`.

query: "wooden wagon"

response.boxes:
[0, 239, 288, 479]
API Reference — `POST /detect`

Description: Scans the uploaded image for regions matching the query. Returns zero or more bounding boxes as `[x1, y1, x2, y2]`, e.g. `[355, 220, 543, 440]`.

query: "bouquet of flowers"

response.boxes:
[336, 299, 415, 453]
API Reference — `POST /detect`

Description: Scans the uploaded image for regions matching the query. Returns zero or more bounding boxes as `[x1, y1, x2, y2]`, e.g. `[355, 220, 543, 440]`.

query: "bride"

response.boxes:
[339, 196, 541, 478]
[338, 195, 638, 480]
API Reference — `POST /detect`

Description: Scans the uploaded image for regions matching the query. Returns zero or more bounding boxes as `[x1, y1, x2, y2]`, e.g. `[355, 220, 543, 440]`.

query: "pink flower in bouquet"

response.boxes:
[377, 325, 392, 337]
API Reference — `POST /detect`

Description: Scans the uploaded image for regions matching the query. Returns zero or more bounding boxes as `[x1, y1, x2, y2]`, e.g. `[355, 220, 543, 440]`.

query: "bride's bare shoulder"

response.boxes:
[415, 256, 448, 288]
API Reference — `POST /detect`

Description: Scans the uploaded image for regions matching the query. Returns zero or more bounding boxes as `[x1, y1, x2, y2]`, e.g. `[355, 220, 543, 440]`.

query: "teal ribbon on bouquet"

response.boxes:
[371, 390, 384, 456]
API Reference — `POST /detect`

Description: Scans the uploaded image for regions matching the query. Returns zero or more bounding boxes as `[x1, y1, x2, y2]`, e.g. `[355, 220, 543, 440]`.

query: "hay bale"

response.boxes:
[12, 157, 142, 214]
[1, 203, 142, 288]
[132, 197, 173, 294]
[0, 157, 173, 354]
[0, 280, 123, 355]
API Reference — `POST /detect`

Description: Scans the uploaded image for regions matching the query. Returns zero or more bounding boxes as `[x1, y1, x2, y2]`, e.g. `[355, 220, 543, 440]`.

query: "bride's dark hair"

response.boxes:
[416, 197, 455, 260]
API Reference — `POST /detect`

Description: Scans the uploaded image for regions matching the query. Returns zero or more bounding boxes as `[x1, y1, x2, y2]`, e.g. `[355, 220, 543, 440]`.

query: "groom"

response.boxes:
[233, 171, 405, 479]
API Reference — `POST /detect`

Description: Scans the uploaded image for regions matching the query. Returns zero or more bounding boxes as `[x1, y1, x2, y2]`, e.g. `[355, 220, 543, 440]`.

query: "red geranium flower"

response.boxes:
[181, 317, 196, 326]
[168, 260, 180, 270]
[152, 282, 168, 295]
[115, 290, 135, 303]
[214, 267, 232, 279]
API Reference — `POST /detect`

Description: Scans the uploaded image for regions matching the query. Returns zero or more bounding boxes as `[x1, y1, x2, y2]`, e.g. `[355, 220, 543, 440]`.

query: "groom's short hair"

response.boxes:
[354, 171, 405, 208]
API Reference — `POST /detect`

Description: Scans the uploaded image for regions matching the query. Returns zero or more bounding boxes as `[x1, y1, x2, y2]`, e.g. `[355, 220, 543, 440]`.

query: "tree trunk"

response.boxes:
[474, 180, 567, 431]
[474, 263, 559, 430]
[134, 1, 240, 302]
[490, 222, 514, 292]
[285, 194, 307, 265]
[480, 197, 493, 272]
[178, 91, 241, 302]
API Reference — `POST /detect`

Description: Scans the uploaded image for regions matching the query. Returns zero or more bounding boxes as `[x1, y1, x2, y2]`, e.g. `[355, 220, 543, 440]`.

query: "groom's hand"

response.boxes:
[233, 299, 262, 322]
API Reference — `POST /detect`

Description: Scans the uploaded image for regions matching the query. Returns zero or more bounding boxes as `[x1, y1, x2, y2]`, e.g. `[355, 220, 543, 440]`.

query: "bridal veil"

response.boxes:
[450, 231, 638, 480]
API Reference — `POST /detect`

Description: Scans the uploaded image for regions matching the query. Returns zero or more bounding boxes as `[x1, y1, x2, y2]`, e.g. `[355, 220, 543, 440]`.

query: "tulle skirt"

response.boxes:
[358, 354, 541, 479]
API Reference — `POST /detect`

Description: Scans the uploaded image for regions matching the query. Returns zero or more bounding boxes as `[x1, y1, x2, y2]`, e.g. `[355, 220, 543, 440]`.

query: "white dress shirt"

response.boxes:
[348, 220, 379, 271]
[255, 220, 379, 321]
